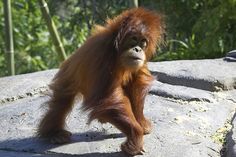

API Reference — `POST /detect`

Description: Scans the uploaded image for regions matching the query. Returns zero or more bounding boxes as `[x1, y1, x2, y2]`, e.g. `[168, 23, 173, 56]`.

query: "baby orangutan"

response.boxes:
[38, 7, 163, 155]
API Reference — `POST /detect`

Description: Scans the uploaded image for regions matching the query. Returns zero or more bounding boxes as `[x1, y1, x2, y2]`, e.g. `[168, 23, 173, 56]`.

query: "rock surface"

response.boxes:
[0, 58, 236, 157]
[148, 59, 236, 91]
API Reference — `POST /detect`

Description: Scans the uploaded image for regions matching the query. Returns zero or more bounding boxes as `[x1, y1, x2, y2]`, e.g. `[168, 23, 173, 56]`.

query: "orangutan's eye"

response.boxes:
[129, 36, 138, 47]
[140, 39, 147, 48]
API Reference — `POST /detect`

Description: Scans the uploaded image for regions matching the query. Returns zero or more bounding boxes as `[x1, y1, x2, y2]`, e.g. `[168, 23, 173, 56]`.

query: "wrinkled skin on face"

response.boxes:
[120, 34, 148, 70]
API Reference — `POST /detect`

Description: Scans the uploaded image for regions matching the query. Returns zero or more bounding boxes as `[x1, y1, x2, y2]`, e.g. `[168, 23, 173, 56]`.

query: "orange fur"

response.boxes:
[38, 7, 164, 155]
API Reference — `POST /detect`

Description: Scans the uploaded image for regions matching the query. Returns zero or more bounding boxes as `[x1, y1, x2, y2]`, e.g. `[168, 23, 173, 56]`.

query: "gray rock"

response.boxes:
[150, 81, 215, 102]
[0, 150, 71, 157]
[0, 59, 236, 157]
[225, 113, 236, 157]
[224, 50, 236, 62]
[148, 59, 236, 91]
[0, 69, 57, 105]
[0, 93, 235, 157]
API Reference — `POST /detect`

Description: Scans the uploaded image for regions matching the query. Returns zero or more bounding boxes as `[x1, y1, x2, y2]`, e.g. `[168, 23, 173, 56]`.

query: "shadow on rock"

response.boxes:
[70, 130, 124, 143]
[222, 112, 236, 157]
[0, 131, 127, 157]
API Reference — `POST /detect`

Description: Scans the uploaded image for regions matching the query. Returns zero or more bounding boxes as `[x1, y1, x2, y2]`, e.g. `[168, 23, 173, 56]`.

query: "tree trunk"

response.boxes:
[3, 0, 15, 75]
[38, 0, 67, 61]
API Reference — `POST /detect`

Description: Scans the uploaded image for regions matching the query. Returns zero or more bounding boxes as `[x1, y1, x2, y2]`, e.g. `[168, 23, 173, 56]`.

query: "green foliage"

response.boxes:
[192, 0, 236, 58]
[0, 2, 6, 76]
[153, 35, 199, 61]
[148, 0, 236, 61]
[0, 0, 235, 76]
[1, 0, 55, 76]
[0, 0, 129, 77]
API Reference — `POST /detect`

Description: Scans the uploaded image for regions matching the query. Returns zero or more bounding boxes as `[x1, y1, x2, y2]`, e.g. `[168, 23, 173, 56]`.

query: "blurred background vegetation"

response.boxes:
[0, 0, 235, 76]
